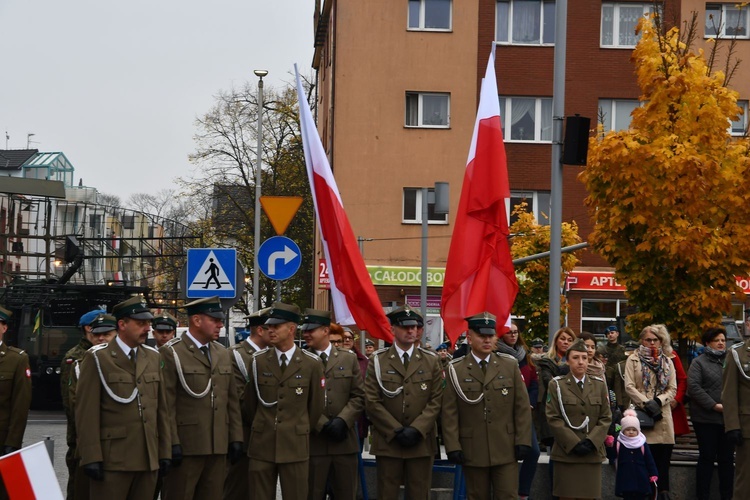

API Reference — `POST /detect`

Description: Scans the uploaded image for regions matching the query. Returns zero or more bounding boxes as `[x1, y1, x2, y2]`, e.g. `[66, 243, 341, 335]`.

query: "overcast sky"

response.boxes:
[0, 0, 313, 200]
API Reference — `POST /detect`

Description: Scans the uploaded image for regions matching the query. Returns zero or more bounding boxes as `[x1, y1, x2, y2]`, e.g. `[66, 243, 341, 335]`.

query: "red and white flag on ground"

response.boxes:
[440, 51, 518, 344]
[294, 66, 393, 342]
[0, 442, 64, 499]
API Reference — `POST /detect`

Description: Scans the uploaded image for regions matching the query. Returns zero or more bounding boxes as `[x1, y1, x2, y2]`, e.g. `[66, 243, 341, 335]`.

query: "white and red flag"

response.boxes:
[294, 66, 393, 342]
[441, 52, 518, 344]
[0, 442, 64, 499]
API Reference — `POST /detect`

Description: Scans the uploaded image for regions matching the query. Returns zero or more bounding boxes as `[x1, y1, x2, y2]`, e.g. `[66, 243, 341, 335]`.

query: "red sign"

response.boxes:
[566, 271, 625, 292]
[318, 259, 330, 289]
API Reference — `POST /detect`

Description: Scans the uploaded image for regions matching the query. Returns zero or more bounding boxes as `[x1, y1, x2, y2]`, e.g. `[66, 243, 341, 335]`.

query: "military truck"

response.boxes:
[1, 279, 151, 409]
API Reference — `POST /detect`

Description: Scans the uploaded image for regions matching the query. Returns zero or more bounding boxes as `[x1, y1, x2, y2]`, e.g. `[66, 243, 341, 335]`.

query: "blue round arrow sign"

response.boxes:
[258, 236, 302, 281]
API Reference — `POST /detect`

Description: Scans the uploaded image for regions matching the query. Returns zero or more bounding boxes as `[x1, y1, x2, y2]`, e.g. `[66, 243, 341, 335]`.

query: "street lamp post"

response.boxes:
[252, 69, 268, 311]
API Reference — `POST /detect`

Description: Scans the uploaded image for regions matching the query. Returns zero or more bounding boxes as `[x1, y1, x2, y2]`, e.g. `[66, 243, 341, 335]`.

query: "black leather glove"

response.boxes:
[447, 450, 465, 464]
[228, 441, 244, 464]
[158, 459, 171, 478]
[171, 444, 183, 467]
[571, 439, 596, 456]
[1, 446, 18, 456]
[644, 399, 662, 417]
[394, 426, 422, 447]
[323, 417, 349, 442]
[83, 462, 104, 481]
[727, 429, 744, 446]
[515, 444, 533, 461]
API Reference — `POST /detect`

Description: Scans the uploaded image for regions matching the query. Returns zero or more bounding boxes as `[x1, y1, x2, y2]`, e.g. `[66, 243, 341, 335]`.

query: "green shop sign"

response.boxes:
[367, 265, 446, 287]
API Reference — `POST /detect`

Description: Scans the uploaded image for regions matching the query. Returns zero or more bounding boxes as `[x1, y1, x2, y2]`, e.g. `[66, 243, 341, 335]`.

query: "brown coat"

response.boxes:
[545, 373, 612, 464]
[228, 339, 259, 449]
[309, 346, 365, 455]
[160, 336, 243, 455]
[0, 343, 31, 449]
[243, 346, 325, 463]
[364, 346, 443, 458]
[441, 352, 531, 467]
[722, 340, 750, 433]
[624, 353, 677, 445]
[75, 342, 171, 471]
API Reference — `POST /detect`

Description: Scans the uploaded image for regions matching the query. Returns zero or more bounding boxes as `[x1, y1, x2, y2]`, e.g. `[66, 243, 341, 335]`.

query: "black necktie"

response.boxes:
[578, 380, 584, 391]
[320, 352, 328, 367]
[129, 349, 137, 365]
[200, 345, 211, 364]
[402, 352, 410, 370]
[280, 353, 288, 373]
[480, 360, 487, 374]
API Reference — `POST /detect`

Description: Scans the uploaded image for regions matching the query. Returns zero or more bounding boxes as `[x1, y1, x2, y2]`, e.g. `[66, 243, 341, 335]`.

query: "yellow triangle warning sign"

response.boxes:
[260, 196, 303, 235]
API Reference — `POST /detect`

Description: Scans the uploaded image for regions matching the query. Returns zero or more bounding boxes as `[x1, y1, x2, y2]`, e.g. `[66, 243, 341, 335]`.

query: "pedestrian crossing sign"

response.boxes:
[186, 248, 237, 298]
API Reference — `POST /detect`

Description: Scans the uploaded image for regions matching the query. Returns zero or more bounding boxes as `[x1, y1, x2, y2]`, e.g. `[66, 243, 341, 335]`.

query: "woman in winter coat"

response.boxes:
[624, 324, 677, 500]
[537, 327, 576, 446]
[687, 326, 734, 500]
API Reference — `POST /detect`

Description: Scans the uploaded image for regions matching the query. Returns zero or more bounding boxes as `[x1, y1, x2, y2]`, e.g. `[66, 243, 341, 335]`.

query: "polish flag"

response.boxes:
[294, 66, 393, 342]
[440, 51, 518, 344]
[0, 442, 64, 499]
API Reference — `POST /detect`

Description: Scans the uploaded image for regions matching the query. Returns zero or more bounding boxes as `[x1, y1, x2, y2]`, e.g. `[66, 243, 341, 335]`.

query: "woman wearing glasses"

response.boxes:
[624, 324, 677, 500]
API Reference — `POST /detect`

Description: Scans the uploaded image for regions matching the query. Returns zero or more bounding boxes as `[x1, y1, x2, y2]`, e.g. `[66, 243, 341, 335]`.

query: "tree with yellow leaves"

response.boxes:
[509, 204, 582, 338]
[580, 16, 750, 342]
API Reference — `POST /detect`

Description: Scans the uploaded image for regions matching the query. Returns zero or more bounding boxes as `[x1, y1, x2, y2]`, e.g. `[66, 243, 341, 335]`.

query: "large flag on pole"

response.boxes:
[440, 51, 518, 344]
[294, 66, 393, 342]
[0, 441, 64, 499]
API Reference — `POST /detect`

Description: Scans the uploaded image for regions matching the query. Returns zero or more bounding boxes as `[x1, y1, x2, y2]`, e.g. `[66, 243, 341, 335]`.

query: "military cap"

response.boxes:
[300, 309, 331, 331]
[566, 338, 589, 357]
[79, 309, 105, 327]
[0, 305, 11, 323]
[91, 314, 117, 334]
[265, 302, 301, 325]
[436, 342, 449, 351]
[113, 296, 154, 320]
[606, 325, 619, 332]
[465, 311, 496, 335]
[152, 312, 178, 331]
[386, 305, 422, 327]
[531, 337, 545, 348]
[365, 339, 375, 347]
[185, 296, 225, 319]
[245, 307, 271, 328]
[624, 340, 640, 351]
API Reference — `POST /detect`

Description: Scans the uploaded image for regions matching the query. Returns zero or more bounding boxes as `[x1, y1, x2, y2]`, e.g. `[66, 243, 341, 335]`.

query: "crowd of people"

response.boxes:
[0, 298, 747, 499]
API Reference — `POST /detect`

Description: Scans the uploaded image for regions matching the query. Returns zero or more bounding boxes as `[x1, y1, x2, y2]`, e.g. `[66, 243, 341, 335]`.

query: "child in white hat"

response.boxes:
[615, 409, 659, 499]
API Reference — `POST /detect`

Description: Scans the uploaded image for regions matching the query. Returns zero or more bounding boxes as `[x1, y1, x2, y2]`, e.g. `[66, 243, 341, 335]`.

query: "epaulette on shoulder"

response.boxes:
[590, 375, 604, 382]
[89, 343, 108, 352]
[496, 352, 518, 362]
[553, 375, 565, 380]
[732, 342, 743, 350]
[251, 347, 270, 358]
[449, 356, 464, 365]
[142, 344, 159, 353]
[418, 346, 437, 356]
[165, 337, 182, 347]
[373, 347, 389, 356]
[7, 345, 25, 355]
[211, 340, 227, 350]
[301, 349, 320, 360]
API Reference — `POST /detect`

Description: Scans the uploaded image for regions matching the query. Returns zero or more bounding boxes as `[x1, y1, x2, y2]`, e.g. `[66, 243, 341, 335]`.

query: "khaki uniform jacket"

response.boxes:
[722, 341, 750, 434]
[160, 336, 243, 455]
[442, 353, 531, 467]
[75, 342, 170, 471]
[545, 374, 612, 464]
[364, 346, 443, 459]
[229, 339, 259, 450]
[61, 338, 92, 448]
[309, 347, 365, 456]
[0, 343, 32, 449]
[624, 353, 677, 444]
[243, 346, 325, 463]
[610, 359, 632, 410]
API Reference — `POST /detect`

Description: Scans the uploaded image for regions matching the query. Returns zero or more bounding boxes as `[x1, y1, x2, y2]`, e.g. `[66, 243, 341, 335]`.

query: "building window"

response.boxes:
[499, 96, 552, 142]
[731, 100, 748, 136]
[496, 0, 556, 45]
[408, 0, 452, 30]
[581, 299, 636, 338]
[507, 191, 551, 226]
[402, 188, 449, 224]
[406, 92, 450, 128]
[601, 3, 654, 48]
[599, 99, 640, 132]
[706, 3, 749, 38]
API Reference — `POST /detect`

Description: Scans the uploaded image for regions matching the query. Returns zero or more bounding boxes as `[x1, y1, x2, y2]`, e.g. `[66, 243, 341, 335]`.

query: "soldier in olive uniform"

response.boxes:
[0, 305, 32, 500]
[301, 309, 365, 500]
[722, 337, 750, 497]
[546, 339, 611, 499]
[442, 312, 532, 500]
[223, 307, 270, 500]
[364, 305, 443, 500]
[243, 302, 325, 500]
[64, 312, 117, 500]
[160, 296, 243, 500]
[75, 297, 171, 500]
[152, 312, 177, 349]
[604, 325, 627, 369]
[608, 341, 638, 411]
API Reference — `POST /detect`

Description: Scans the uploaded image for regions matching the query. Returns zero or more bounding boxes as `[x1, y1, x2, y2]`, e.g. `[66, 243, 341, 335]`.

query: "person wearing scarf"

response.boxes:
[614, 409, 659, 499]
[624, 324, 677, 500]
[578, 331, 607, 380]
[688, 327, 734, 500]
[536, 328, 576, 448]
